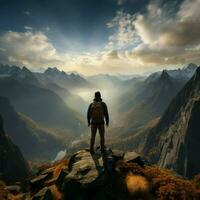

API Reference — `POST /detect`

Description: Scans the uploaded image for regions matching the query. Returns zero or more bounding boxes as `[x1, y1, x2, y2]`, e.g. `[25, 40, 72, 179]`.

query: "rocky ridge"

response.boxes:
[144, 67, 200, 178]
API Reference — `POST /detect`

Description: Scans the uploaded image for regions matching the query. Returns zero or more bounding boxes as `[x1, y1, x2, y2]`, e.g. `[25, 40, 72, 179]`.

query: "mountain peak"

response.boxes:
[21, 66, 32, 74]
[45, 67, 60, 75]
[185, 63, 198, 70]
[160, 70, 170, 81]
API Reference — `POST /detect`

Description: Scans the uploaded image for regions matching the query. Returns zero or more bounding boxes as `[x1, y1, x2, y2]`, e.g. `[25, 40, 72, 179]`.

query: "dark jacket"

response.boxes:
[87, 99, 109, 125]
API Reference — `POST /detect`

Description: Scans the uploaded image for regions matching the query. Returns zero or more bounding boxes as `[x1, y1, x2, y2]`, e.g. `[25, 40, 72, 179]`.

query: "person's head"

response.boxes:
[94, 91, 102, 101]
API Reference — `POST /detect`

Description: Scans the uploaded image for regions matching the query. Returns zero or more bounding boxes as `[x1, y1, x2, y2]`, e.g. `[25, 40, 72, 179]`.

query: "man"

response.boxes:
[87, 91, 109, 154]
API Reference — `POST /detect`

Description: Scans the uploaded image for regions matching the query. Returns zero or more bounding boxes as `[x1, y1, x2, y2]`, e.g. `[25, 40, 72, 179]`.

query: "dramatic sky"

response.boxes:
[0, 0, 200, 75]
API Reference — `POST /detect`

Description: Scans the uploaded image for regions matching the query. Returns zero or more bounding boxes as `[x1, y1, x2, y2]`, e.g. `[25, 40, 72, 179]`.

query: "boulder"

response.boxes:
[5, 185, 21, 195]
[124, 151, 144, 167]
[111, 149, 124, 161]
[66, 149, 105, 187]
[56, 167, 69, 190]
[30, 174, 49, 193]
[62, 148, 137, 200]
[32, 187, 53, 200]
[40, 167, 54, 179]
[62, 149, 111, 199]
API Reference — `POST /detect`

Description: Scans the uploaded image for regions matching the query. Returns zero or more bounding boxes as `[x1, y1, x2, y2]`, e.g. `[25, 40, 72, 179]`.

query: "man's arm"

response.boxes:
[87, 104, 92, 126]
[103, 103, 109, 126]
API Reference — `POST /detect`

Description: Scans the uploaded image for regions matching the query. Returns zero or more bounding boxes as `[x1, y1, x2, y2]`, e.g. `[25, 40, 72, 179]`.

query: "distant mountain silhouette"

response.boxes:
[144, 66, 200, 178]
[0, 64, 39, 85]
[36, 67, 91, 90]
[0, 114, 30, 184]
[145, 63, 198, 83]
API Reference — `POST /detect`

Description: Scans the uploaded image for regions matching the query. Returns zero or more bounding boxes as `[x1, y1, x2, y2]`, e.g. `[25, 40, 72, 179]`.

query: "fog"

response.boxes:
[72, 84, 123, 123]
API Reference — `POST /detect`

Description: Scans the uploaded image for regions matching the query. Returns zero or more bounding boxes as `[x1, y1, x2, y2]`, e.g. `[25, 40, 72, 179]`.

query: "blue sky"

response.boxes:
[0, 0, 151, 52]
[0, 0, 199, 75]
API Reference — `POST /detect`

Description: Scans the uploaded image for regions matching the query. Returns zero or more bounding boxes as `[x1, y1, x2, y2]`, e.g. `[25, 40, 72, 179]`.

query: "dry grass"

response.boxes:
[49, 185, 63, 200]
[126, 174, 151, 199]
[0, 181, 9, 200]
[53, 156, 68, 178]
[42, 156, 68, 200]
[117, 161, 200, 200]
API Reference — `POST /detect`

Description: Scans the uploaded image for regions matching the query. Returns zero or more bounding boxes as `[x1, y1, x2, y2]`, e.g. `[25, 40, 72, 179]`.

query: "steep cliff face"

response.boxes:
[0, 96, 66, 160]
[0, 115, 30, 184]
[144, 67, 200, 178]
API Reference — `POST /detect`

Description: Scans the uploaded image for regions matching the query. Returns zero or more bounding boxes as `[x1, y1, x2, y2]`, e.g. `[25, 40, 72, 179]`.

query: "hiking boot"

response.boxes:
[100, 146, 106, 154]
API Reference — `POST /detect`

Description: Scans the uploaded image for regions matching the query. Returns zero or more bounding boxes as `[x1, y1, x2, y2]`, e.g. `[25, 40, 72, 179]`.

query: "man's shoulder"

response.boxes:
[101, 101, 107, 106]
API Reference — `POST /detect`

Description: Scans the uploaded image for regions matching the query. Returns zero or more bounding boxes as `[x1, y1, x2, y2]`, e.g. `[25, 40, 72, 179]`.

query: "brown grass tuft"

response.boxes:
[116, 161, 200, 200]
[49, 185, 63, 200]
[53, 156, 68, 178]
[126, 174, 151, 199]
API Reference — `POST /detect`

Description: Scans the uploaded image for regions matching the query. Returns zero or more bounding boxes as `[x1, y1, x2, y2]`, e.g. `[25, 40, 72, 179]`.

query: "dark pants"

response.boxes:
[90, 124, 105, 151]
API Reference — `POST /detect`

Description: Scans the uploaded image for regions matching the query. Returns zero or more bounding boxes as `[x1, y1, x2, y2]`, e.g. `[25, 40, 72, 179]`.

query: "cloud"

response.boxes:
[1, 0, 200, 75]
[106, 0, 200, 68]
[134, 1, 200, 47]
[106, 11, 139, 50]
[0, 31, 62, 67]
[0, 30, 107, 74]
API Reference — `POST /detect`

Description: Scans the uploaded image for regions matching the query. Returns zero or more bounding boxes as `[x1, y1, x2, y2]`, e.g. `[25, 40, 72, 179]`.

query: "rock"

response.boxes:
[62, 149, 109, 199]
[5, 185, 21, 195]
[44, 177, 57, 187]
[40, 167, 54, 178]
[30, 174, 49, 193]
[124, 151, 144, 167]
[62, 148, 145, 199]
[32, 187, 53, 200]
[111, 149, 124, 161]
[144, 67, 200, 177]
[65, 150, 105, 187]
[37, 167, 54, 185]
[56, 167, 69, 190]
[16, 193, 31, 200]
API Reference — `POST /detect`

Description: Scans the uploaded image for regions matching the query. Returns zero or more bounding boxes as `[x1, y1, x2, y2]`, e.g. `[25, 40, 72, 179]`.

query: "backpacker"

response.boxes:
[90, 101, 104, 124]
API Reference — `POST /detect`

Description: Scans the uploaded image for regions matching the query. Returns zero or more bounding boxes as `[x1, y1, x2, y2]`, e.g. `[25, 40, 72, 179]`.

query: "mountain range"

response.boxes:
[111, 66, 197, 138]
[0, 68, 86, 136]
[144, 66, 200, 178]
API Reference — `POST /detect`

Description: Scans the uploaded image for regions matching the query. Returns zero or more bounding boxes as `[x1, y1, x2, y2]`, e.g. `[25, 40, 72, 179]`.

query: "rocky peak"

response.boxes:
[28, 148, 145, 200]
[185, 63, 198, 71]
[159, 70, 171, 82]
[193, 66, 200, 80]
[25, 147, 200, 200]
[20, 66, 34, 77]
[144, 66, 200, 178]
[44, 67, 60, 76]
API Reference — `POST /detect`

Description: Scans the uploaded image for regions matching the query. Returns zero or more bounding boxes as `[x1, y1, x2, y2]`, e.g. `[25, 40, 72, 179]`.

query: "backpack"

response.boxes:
[90, 102, 104, 123]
